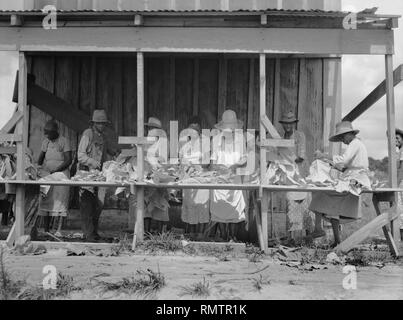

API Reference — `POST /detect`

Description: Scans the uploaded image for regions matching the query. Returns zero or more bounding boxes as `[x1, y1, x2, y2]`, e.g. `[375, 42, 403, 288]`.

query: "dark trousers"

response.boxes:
[79, 190, 103, 239]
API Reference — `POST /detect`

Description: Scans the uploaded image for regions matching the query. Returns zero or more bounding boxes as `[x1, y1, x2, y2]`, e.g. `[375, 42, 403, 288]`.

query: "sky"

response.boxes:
[0, 0, 401, 159]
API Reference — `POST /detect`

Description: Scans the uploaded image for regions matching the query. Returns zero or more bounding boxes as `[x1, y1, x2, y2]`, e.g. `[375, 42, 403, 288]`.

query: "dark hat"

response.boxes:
[90, 109, 110, 123]
[279, 111, 298, 124]
[44, 120, 58, 132]
[396, 128, 403, 138]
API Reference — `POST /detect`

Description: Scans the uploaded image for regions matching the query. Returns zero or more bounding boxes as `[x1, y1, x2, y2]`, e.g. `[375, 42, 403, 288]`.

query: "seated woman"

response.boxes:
[37, 120, 72, 236]
[179, 116, 210, 238]
[309, 121, 368, 248]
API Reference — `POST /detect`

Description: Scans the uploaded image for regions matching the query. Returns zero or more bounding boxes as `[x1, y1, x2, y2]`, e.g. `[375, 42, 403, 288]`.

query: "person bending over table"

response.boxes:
[309, 121, 369, 248]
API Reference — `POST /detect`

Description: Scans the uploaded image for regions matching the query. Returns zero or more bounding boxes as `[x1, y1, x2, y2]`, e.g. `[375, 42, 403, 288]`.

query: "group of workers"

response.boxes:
[35, 108, 403, 245]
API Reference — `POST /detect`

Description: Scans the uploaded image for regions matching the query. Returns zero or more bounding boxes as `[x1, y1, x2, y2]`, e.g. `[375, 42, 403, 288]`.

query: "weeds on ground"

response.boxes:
[0, 245, 25, 300]
[180, 277, 210, 297]
[141, 232, 183, 253]
[251, 274, 271, 291]
[1, 246, 79, 301]
[17, 273, 79, 300]
[245, 244, 264, 263]
[96, 268, 166, 297]
[111, 233, 132, 256]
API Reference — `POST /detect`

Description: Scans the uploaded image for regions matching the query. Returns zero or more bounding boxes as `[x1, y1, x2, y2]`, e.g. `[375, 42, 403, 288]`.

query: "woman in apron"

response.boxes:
[309, 121, 369, 247]
[180, 116, 210, 237]
[210, 110, 247, 241]
[37, 120, 72, 236]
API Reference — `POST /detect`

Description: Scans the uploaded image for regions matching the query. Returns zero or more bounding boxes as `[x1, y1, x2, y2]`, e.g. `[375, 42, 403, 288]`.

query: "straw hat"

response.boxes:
[215, 109, 243, 130]
[279, 111, 298, 124]
[90, 109, 110, 123]
[145, 117, 162, 129]
[329, 121, 359, 142]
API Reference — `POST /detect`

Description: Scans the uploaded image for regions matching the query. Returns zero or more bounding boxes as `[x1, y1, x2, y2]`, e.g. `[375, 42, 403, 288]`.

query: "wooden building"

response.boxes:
[0, 0, 401, 255]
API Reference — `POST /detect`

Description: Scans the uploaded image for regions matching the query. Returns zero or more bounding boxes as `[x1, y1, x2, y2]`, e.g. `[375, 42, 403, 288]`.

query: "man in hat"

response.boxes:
[309, 121, 369, 247]
[77, 109, 117, 241]
[279, 111, 306, 167]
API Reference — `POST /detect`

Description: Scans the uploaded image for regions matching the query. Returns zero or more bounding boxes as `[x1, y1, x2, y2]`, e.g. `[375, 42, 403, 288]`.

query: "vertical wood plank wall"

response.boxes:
[28, 55, 340, 239]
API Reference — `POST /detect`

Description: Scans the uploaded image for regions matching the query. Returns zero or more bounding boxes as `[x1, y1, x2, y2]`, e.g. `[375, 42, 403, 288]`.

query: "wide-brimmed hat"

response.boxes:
[329, 121, 359, 142]
[279, 111, 298, 124]
[215, 109, 243, 130]
[396, 128, 403, 138]
[44, 120, 58, 132]
[90, 109, 110, 123]
[145, 117, 162, 129]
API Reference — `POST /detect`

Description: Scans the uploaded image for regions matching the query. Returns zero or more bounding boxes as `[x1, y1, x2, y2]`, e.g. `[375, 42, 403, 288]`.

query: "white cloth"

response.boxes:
[333, 138, 368, 170]
[180, 132, 210, 225]
[210, 132, 246, 223]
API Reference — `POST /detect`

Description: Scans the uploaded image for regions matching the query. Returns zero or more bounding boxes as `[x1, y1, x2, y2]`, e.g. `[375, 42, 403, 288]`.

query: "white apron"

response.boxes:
[210, 133, 246, 223]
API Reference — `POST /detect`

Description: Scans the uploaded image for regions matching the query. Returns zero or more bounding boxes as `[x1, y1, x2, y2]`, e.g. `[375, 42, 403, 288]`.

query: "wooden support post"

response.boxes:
[385, 54, 400, 248]
[134, 52, 145, 250]
[372, 195, 399, 257]
[259, 53, 268, 253]
[15, 52, 28, 239]
[218, 56, 227, 117]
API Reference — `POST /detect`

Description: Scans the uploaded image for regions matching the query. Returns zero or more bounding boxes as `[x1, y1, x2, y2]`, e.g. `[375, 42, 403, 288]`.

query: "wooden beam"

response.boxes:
[335, 206, 400, 254]
[15, 52, 27, 239]
[0, 27, 394, 55]
[0, 147, 17, 154]
[0, 134, 22, 143]
[343, 64, 403, 122]
[134, 51, 145, 248]
[14, 81, 90, 133]
[261, 114, 281, 139]
[260, 139, 295, 148]
[247, 58, 254, 130]
[0, 111, 23, 134]
[259, 53, 269, 253]
[118, 136, 156, 145]
[385, 54, 400, 246]
[372, 195, 399, 257]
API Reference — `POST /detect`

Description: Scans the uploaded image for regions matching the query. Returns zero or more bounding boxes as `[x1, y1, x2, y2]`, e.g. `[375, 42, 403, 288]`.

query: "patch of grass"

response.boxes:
[0, 245, 25, 300]
[245, 244, 264, 263]
[111, 233, 132, 256]
[17, 273, 79, 300]
[252, 274, 271, 291]
[180, 278, 210, 297]
[141, 232, 183, 253]
[97, 268, 166, 297]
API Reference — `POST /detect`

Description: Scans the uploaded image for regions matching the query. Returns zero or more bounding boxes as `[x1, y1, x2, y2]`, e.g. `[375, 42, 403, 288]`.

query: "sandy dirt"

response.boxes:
[5, 248, 403, 300]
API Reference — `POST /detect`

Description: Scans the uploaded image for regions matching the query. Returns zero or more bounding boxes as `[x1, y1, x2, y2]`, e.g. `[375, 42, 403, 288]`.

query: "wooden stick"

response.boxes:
[385, 54, 400, 248]
[0, 111, 23, 134]
[134, 51, 145, 250]
[259, 53, 268, 253]
[372, 195, 399, 257]
[335, 206, 400, 254]
[5, 222, 16, 247]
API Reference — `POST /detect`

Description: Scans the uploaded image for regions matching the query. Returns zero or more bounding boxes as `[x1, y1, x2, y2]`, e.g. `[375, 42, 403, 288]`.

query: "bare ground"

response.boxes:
[4, 248, 403, 300]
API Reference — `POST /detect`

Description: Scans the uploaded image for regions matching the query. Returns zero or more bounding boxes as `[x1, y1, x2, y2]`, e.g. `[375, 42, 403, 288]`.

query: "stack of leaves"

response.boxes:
[71, 170, 106, 182]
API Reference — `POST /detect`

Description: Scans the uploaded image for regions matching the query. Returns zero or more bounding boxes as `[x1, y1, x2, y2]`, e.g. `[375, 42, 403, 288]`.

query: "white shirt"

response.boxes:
[333, 138, 368, 170]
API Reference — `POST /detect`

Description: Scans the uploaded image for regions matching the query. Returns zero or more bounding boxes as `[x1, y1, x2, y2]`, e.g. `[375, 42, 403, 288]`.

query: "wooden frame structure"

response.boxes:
[0, 9, 401, 256]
